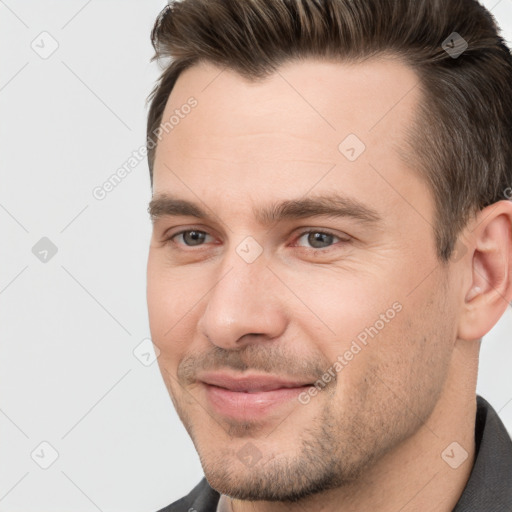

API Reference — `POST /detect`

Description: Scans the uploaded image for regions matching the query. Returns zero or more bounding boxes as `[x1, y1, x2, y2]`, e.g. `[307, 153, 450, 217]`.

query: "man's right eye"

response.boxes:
[168, 230, 214, 247]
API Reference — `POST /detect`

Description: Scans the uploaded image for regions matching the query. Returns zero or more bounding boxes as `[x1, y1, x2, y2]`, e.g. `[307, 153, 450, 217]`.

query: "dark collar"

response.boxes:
[453, 395, 512, 511]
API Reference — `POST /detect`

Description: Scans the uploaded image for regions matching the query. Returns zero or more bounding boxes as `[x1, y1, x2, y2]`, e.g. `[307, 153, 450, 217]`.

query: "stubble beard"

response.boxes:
[180, 382, 437, 503]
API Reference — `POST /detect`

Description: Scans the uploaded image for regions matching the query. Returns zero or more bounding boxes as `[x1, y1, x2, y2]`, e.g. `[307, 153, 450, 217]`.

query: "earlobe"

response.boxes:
[457, 201, 512, 341]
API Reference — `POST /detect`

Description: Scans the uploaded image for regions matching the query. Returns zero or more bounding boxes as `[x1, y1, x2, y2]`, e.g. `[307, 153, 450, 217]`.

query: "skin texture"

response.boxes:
[146, 57, 512, 511]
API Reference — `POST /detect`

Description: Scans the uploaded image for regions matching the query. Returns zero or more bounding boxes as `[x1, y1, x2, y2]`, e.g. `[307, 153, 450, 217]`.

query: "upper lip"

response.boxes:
[199, 372, 313, 392]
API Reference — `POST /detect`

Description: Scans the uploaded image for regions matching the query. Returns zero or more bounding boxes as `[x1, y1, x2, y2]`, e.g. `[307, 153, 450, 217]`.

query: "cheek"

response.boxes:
[288, 263, 451, 393]
[146, 255, 200, 364]
[285, 266, 401, 355]
[147, 272, 173, 343]
[355, 285, 454, 398]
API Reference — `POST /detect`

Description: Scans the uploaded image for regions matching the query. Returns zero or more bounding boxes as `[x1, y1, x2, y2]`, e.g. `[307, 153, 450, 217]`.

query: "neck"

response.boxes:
[228, 340, 479, 512]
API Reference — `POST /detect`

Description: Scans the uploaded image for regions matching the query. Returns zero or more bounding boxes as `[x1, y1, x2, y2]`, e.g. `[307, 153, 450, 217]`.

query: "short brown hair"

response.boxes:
[146, 0, 512, 261]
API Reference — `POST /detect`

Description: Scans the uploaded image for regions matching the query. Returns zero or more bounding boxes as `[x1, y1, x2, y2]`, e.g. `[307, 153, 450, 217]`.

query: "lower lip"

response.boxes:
[203, 383, 311, 420]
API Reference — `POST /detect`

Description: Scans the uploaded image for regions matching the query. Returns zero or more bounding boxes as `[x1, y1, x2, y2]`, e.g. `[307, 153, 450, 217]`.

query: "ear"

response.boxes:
[457, 200, 512, 341]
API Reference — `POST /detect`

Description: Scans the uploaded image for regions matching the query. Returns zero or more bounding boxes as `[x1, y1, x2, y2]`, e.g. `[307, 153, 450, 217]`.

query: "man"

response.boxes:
[145, 0, 512, 510]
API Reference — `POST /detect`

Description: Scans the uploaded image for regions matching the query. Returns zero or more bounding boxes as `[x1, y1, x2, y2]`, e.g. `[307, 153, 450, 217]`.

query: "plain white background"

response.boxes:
[1, 1, 511, 510]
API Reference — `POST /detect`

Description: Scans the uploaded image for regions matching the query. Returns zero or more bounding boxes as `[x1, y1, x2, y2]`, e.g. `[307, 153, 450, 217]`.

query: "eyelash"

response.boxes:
[165, 228, 348, 251]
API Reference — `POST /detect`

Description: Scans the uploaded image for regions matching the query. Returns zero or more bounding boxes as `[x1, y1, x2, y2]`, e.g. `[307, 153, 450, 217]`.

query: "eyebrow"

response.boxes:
[148, 193, 382, 227]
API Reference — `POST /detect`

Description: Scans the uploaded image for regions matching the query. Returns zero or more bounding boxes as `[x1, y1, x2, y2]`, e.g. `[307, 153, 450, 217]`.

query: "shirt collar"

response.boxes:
[452, 395, 512, 510]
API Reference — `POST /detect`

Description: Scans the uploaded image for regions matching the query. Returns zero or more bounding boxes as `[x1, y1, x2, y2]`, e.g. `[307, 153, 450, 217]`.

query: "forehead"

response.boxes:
[152, 56, 431, 229]
[154, 55, 421, 169]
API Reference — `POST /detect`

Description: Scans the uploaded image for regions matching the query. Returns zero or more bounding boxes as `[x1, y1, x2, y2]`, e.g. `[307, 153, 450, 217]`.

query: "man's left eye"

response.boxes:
[295, 230, 343, 249]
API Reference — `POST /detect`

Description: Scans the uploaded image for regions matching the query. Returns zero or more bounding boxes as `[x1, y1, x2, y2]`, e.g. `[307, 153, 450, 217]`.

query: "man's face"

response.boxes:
[147, 57, 460, 500]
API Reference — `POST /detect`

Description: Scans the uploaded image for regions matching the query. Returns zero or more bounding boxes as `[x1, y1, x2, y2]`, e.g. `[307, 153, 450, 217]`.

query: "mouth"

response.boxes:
[198, 372, 314, 420]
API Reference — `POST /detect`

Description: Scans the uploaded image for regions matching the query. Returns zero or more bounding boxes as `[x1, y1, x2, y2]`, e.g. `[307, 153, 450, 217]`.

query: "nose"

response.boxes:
[196, 248, 288, 350]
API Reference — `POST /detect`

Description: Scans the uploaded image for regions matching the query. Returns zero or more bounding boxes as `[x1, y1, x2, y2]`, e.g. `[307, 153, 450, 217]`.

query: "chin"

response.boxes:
[201, 448, 362, 503]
